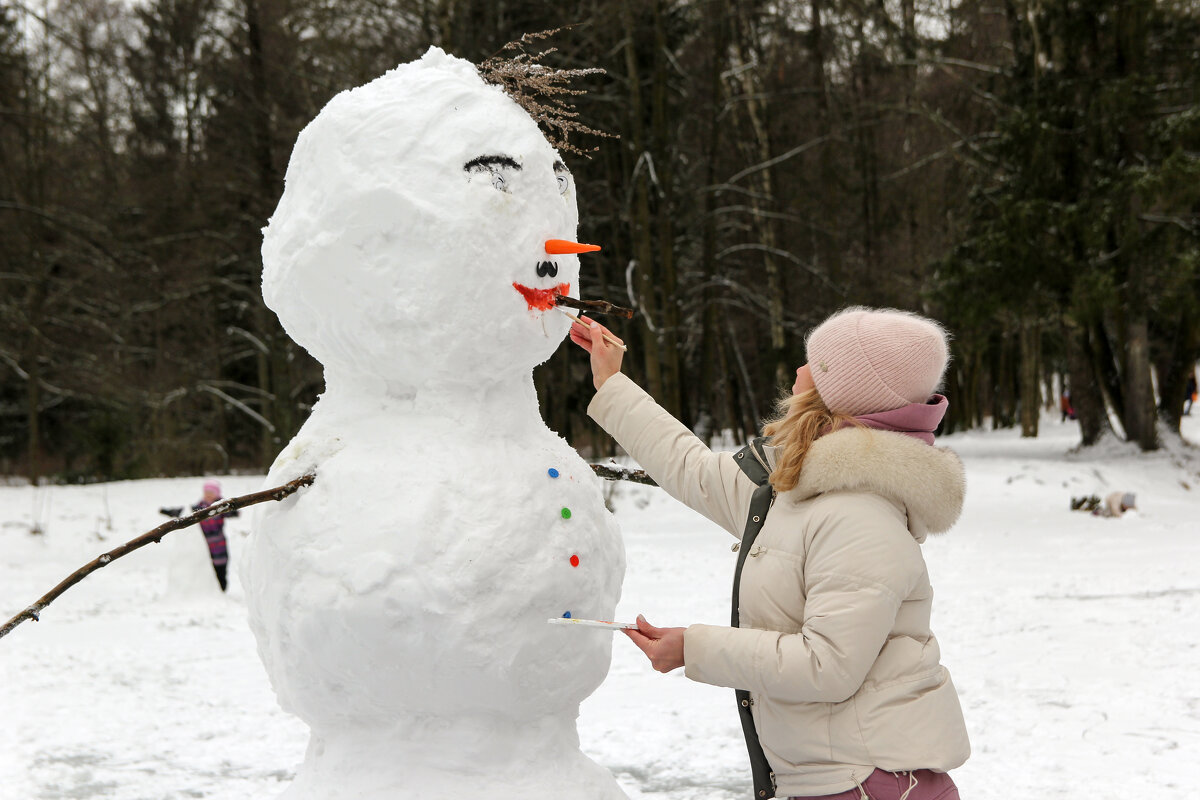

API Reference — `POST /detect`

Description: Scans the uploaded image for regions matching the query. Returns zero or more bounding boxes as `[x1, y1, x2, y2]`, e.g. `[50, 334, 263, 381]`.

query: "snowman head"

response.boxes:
[263, 47, 586, 392]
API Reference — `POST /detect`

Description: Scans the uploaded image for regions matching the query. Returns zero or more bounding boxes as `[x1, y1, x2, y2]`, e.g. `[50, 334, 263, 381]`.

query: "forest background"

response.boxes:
[1, 0, 1198, 483]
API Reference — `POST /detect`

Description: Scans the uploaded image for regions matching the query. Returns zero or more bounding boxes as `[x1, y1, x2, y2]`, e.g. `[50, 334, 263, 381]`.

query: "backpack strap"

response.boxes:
[730, 436, 776, 798]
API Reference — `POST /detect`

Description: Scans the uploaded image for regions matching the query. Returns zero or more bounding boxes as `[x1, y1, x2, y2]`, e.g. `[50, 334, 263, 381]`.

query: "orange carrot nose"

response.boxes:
[545, 239, 601, 255]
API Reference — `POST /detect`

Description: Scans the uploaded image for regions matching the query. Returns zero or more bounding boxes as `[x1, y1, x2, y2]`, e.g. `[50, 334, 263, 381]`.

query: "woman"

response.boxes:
[570, 307, 969, 800]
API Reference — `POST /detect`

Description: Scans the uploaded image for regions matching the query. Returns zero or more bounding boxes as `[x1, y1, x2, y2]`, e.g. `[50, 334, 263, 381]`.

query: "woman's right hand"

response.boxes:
[623, 614, 686, 673]
[568, 315, 625, 390]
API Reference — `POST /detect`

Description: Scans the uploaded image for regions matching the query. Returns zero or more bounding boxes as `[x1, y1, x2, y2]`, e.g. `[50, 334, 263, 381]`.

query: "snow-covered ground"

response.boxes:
[1, 413, 1198, 799]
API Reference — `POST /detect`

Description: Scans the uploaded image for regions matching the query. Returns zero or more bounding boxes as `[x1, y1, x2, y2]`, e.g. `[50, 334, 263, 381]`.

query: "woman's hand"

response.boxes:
[623, 614, 686, 673]
[567, 315, 625, 390]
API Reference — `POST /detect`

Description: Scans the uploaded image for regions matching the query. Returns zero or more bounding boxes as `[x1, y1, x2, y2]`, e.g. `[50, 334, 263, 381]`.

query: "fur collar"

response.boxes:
[764, 428, 965, 541]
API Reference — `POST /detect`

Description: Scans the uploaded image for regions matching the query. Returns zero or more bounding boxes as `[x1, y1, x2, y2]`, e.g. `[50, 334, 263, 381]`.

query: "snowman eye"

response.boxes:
[464, 154, 520, 195]
[554, 161, 571, 197]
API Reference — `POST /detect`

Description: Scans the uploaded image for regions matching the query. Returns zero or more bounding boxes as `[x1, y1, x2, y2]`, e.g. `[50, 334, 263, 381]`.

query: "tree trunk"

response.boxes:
[1115, 0, 1157, 452]
[620, 0, 665, 405]
[1091, 319, 1125, 424]
[1018, 316, 1040, 437]
[651, 0, 682, 421]
[1154, 312, 1199, 434]
[730, 9, 787, 389]
[808, 0, 841, 282]
[698, 0, 729, 436]
[256, 307, 274, 468]
[957, 348, 978, 433]
[1122, 315, 1159, 450]
[244, 0, 285, 467]
[810, 0, 828, 112]
[852, 15, 882, 300]
[26, 352, 40, 485]
[990, 331, 1015, 429]
[940, 357, 963, 434]
[1066, 319, 1111, 446]
[724, 316, 762, 439]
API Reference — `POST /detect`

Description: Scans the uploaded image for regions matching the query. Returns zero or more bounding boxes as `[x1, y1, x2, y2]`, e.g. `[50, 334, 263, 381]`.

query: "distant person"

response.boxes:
[1096, 491, 1137, 518]
[160, 479, 239, 591]
[195, 480, 237, 591]
[1071, 492, 1136, 518]
[1060, 389, 1075, 421]
[1069, 494, 1101, 512]
[1185, 374, 1196, 416]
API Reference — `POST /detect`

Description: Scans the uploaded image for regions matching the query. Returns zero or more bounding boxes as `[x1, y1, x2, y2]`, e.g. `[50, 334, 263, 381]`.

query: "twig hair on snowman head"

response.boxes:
[478, 28, 616, 157]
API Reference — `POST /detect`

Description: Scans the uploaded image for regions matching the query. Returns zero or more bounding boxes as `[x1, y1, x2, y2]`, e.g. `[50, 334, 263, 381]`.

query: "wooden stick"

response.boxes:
[559, 308, 628, 351]
[589, 462, 657, 486]
[555, 295, 635, 319]
[0, 473, 317, 641]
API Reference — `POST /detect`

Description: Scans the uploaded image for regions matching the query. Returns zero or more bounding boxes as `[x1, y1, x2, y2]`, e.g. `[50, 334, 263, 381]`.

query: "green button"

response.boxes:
[561, 508, 572, 520]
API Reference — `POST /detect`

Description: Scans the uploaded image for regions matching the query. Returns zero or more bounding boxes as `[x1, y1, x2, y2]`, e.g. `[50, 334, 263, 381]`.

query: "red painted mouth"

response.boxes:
[513, 282, 571, 311]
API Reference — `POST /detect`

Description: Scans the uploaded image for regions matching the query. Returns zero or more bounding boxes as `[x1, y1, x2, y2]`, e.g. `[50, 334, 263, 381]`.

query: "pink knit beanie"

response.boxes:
[805, 307, 950, 416]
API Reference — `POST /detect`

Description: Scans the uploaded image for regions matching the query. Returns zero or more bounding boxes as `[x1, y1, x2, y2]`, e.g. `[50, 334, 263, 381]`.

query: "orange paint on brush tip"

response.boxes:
[513, 282, 571, 311]
[545, 239, 601, 255]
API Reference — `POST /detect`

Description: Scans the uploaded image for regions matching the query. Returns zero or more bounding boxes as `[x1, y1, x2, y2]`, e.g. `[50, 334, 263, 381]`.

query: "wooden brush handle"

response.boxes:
[555, 295, 635, 319]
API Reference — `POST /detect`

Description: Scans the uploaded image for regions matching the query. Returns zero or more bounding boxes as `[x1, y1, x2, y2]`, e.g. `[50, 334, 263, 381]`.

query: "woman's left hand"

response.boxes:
[623, 614, 686, 673]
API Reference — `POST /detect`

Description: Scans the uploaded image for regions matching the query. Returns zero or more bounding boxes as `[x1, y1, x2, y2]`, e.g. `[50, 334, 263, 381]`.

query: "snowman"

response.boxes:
[240, 48, 627, 799]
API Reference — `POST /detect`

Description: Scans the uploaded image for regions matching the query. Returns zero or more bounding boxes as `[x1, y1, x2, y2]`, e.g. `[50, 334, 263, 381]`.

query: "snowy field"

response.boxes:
[1, 413, 1198, 799]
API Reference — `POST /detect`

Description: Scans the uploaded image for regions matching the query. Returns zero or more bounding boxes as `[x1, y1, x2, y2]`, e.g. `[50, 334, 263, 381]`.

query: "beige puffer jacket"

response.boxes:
[589, 374, 970, 797]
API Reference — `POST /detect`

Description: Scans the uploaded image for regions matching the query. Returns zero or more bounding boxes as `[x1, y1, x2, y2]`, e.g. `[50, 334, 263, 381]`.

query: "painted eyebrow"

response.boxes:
[464, 155, 521, 171]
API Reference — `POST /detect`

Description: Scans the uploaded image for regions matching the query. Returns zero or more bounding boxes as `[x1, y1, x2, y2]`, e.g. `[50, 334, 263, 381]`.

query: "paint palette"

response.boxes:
[546, 617, 638, 630]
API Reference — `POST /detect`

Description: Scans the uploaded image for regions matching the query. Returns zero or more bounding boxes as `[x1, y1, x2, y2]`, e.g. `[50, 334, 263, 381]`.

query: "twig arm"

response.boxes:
[589, 463, 658, 486]
[0, 473, 316, 641]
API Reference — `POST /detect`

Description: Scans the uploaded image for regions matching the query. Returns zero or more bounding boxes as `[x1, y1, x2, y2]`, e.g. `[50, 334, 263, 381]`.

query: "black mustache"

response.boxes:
[536, 260, 559, 278]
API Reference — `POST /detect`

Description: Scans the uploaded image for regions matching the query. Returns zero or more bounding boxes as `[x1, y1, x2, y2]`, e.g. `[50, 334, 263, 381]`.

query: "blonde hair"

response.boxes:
[761, 390, 861, 493]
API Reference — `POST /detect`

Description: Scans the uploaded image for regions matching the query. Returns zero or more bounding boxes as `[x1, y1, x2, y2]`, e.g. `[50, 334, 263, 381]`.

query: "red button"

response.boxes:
[569, 555, 580, 568]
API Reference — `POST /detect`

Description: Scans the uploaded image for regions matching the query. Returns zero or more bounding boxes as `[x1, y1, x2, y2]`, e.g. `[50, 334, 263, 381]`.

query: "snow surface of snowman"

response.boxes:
[241, 47, 627, 799]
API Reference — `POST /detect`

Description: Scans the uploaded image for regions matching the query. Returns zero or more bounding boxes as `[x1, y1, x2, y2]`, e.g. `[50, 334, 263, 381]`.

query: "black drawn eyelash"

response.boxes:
[464, 155, 522, 172]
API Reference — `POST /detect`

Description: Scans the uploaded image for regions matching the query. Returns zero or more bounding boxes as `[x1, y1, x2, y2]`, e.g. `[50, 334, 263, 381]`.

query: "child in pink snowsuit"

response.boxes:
[195, 480, 237, 591]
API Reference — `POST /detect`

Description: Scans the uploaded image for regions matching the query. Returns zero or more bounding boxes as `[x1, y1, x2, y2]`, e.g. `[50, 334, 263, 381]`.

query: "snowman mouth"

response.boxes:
[513, 282, 571, 311]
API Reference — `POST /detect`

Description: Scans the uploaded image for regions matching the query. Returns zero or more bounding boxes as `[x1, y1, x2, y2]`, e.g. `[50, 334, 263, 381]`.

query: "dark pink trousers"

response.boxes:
[789, 768, 959, 800]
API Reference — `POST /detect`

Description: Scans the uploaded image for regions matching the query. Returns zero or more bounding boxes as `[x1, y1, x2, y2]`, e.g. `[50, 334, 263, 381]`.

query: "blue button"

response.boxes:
[562, 611, 572, 618]
[548, 468, 560, 478]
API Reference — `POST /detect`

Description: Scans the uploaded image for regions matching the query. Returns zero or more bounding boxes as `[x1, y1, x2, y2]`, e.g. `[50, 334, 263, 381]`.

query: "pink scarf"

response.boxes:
[850, 394, 948, 446]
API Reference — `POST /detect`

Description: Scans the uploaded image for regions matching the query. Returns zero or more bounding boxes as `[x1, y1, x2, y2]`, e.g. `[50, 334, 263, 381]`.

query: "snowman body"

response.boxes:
[242, 48, 627, 799]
